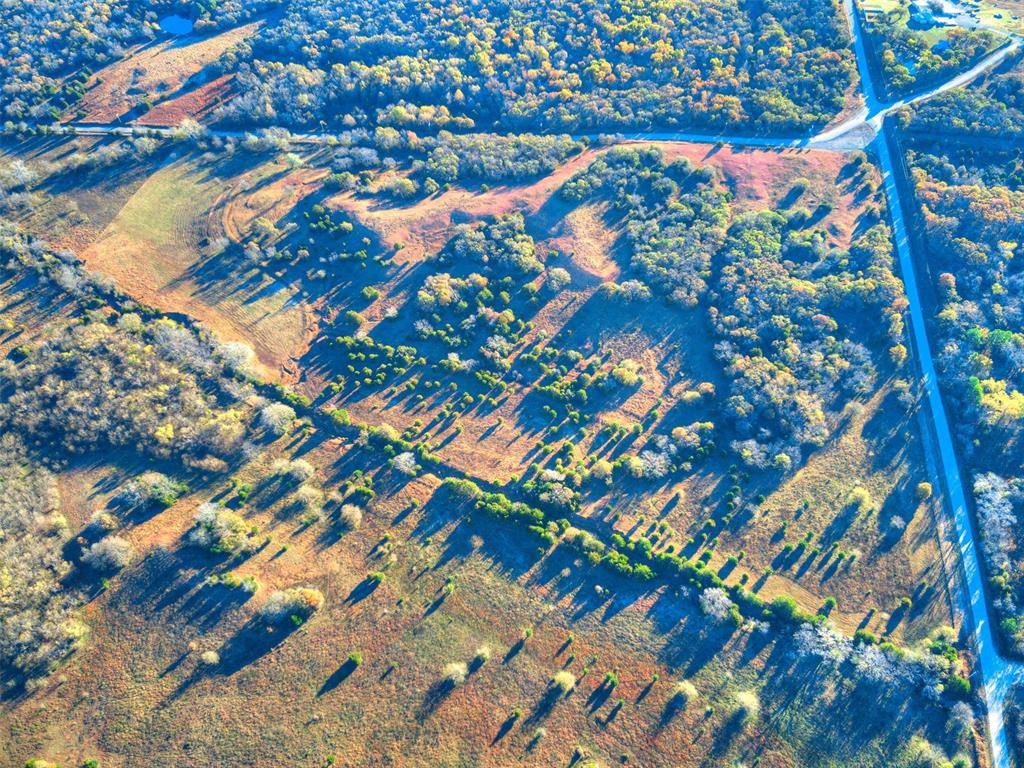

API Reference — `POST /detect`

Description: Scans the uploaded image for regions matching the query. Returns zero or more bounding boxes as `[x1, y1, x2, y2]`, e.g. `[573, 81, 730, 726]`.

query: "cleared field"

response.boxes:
[70, 22, 258, 125]
[71, 154, 314, 381]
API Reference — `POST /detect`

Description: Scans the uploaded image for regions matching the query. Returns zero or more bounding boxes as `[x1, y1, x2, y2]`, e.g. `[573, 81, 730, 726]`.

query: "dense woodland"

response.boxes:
[200, 0, 852, 135]
[908, 146, 1024, 654]
[907, 57, 1024, 137]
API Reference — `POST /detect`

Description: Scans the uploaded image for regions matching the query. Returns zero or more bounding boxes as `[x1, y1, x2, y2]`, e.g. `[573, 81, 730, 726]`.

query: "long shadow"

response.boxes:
[586, 678, 616, 713]
[318, 656, 361, 696]
[213, 617, 295, 676]
[416, 678, 458, 721]
[344, 575, 383, 605]
[523, 683, 566, 726]
[491, 712, 520, 744]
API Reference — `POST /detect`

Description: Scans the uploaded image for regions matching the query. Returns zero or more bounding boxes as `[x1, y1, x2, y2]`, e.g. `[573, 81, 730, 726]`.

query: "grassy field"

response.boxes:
[265, 144, 948, 643]
[45, 147, 318, 382]
[980, 0, 1024, 32]
[0, 136, 981, 768]
[0, 433, 975, 768]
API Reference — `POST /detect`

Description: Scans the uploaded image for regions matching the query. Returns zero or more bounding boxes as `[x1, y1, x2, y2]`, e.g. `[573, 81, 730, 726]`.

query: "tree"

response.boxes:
[260, 587, 325, 625]
[82, 536, 134, 571]
[260, 403, 297, 436]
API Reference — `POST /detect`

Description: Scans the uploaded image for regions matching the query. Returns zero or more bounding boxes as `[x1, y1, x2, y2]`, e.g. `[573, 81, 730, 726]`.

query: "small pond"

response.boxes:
[159, 14, 194, 35]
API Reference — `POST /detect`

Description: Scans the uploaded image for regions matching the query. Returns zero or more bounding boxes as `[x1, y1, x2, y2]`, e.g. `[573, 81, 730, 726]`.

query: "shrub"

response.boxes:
[545, 266, 571, 292]
[391, 451, 419, 476]
[339, 504, 363, 530]
[847, 486, 874, 513]
[946, 675, 971, 699]
[474, 645, 492, 665]
[610, 359, 642, 387]
[85, 510, 119, 536]
[219, 341, 257, 375]
[200, 650, 221, 665]
[443, 661, 468, 686]
[116, 472, 187, 509]
[260, 586, 325, 625]
[916, 482, 933, 501]
[771, 595, 801, 623]
[259, 403, 297, 435]
[293, 484, 325, 513]
[275, 458, 315, 485]
[189, 502, 257, 554]
[81, 536, 134, 571]
[551, 669, 577, 694]
[672, 680, 698, 707]
[732, 690, 761, 725]
[381, 176, 419, 199]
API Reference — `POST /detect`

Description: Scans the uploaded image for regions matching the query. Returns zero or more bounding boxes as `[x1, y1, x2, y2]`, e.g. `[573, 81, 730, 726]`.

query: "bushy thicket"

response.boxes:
[0, 437, 85, 691]
[562, 147, 902, 464]
[442, 214, 543, 275]
[419, 133, 583, 184]
[0, 316, 253, 466]
[561, 146, 730, 306]
[711, 213, 904, 462]
[210, 0, 854, 134]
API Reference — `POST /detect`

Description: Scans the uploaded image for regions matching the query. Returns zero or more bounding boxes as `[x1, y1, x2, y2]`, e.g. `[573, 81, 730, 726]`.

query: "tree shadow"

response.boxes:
[318, 656, 361, 696]
[416, 678, 459, 721]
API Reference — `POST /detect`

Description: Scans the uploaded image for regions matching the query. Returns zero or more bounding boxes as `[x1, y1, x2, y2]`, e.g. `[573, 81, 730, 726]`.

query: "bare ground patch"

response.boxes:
[70, 22, 259, 124]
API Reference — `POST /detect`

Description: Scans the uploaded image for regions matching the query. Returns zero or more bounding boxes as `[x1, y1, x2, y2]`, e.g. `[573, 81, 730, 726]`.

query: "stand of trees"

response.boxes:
[909, 147, 1024, 653]
[0, 437, 84, 693]
[561, 146, 901, 470]
[210, 0, 855, 135]
[863, 3, 997, 98]
[907, 58, 1024, 138]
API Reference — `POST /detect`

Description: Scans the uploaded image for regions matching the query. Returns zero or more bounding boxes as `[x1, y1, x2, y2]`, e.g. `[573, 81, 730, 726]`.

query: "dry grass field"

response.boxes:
[0, 134, 980, 768]
[39, 139, 946, 640]
[69, 22, 259, 125]
[0, 432, 973, 768]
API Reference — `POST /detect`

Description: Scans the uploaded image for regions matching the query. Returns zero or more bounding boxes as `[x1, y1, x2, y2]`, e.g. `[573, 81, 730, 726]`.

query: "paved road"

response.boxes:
[51, 29, 1017, 154]
[815, 3, 1022, 146]
[844, 1, 1024, 764]
[875, 126, 1021, 768]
